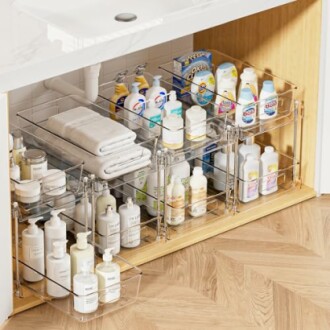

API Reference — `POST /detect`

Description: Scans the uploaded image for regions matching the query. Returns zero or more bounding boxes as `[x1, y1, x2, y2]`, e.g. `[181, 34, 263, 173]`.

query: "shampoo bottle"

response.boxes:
[119, 197, 141, 248]
[167, 177, 185, 226]
[70, 231, 94, 278]
[96, 182, 116, 219]
[44, 208, 67, 258]
[239, 154, 260, 202]
[95, 248, 121, 304]
[238, 67, 258, 102]
[215, 62, 238, 89]
[97, 205, 120, 255]
[185, 105, 207, 141]
[213, 147, 235, 192]
[235, 88, 257, 127]
[134, 64, 149, 96]
[12, 131, 26, 166]
[73, 261, 98, 314]
[145, 75, 167, 110]
[259, 80, 278, 120]
[189, 167, 207, 217]
[22, 217, 44, 282]
[164, 90, 182, 117]
[191, 70, 215, 106]
[142, 98, 162, 139]
[124, 82, 146, 130]
[46, 240, 70, 298]
[214, 77, 236, 116]
[259, 146, 279, 195]
[110, 71, 129, 121]
[238, 137, 261, 171]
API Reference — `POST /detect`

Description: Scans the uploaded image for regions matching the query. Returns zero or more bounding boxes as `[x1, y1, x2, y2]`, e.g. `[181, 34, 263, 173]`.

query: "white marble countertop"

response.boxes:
[0, 0, 294, 92]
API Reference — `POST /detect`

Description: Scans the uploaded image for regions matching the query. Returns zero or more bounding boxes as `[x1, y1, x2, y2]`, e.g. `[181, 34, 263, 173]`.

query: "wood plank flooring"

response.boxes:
[3, 195, 330, 330]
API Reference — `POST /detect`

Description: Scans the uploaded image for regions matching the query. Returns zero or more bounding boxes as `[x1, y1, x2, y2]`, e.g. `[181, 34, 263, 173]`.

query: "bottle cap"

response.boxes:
[193, 167, 203, 176]
[131, 82, 140, 93]
[76, 231, 91, 250]
[262, 80, 275, 93]
[169, 90, 177, 101]
[264, 146, 274, 153]
[52, 240, 67, 259]
[27, 216, 43, 235]
[50, 208, 65, 226]
[240, 67, 257, 81]
[103, 248, 114, 262]
[148, 98, 156, 108]
[239, 88, 254, 101]
[152, 75, 162, 87]
[126, 197, 134, 208]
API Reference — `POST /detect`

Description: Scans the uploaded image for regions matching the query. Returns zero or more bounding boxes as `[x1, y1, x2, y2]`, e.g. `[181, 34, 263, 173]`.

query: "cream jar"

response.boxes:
[21, 149, 47, 180]
[15, 180, 41, 204]
[42, 169, 66, 196]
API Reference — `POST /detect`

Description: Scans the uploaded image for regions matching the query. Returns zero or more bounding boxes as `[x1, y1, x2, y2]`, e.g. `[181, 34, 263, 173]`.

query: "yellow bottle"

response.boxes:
[134, 64, 149, 96]
[110, 71, 129, 121]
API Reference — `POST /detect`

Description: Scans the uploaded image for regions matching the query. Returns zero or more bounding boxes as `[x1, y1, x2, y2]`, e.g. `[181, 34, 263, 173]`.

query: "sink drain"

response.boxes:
[114, 13, 137, 22]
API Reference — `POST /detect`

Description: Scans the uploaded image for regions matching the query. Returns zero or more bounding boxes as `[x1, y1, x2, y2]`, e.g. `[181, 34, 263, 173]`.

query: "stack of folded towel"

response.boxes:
[41, 107, 151, 180]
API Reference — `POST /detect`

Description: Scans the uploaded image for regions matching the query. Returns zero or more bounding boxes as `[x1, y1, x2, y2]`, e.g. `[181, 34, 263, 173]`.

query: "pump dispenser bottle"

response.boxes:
[73, 261, 98, 314]
[189, 167, 207, 217]
[46, 240, 70, 298]
[142, 98, 162, 138]
[110, 71, 129, 120]
[96, 182, 116, 219]
[44, 208, 66, 258]
[95, 248, 121, 304]
[97, 205, 120, 255]
[75, 177, 92, 234]
[164, 90, 182, 117]
[70, 231, 94, 278]
[22, 217, 44, 282]
[134, 64, 149, 96]
[119, 197, 141, 248]
[145, 75, 167, 110]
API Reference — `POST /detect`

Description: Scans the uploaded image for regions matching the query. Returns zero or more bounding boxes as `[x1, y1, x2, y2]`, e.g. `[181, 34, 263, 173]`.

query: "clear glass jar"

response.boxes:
[21, 149, 47, 180]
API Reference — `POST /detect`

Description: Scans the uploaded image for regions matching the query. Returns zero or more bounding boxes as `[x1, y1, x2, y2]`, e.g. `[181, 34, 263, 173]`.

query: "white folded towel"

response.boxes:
[34, 128, 151, 180]
[46, 107, 137, 156]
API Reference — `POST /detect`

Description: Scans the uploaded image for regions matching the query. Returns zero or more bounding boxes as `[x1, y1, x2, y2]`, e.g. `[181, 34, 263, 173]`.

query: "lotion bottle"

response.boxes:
[73, 261, 98, 314]
[97, 205, 120, 255]
[119, 197, 141, 248]
[46, 240, 70, 298]
[44, 208, 66, 258]
[214, 77, 236, 116]
[142, 98, 162, 139]
[145, 75, 167, 110]
[259, 80, 278, 120]
[238, 137, 261, 171]
[75, 177, 92, 234]
[134, 64, 149, 96]
[235, 88, 256, 127]
[259, 146, 279, 195]
[95, 248, 121, 304]
[124, 82, 146, 130]
[189, 167, 207, 217]
[213, 147, 235, 192]
[164, 90, 182, 117]
[110, 71, 129, 121]
[167, 177, 185, 226]
[96, 182, 116, 219]
[215, 62, 238, 89]
[238, 67, 258, 102]
[22, 217, 44, 282]
[70, 231, 94, 278]
[191, 70, 215, 106]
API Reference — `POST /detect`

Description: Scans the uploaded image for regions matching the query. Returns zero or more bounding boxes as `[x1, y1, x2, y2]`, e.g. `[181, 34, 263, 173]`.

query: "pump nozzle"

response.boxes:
[131, 82, 140, 93]
[27, 216, 43, 235]
[49, 208, 65, 226]
[115, 70, 128, 83]
[105, 204, 113, 215]
[135, 64, 147, 76]
[76, 231, 91, 250]
[52, 240, 67, 259]
[126, 197, 134, 208]
[152, 75, 162, 87]
[103, 248, 114, 262]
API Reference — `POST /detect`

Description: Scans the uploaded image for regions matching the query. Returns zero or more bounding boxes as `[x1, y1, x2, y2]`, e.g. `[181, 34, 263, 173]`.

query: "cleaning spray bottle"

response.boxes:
[95, 248, 121, 304]
[22, 216, 44, 282]
[44, 208, 66, 258]
[145, 75, 167, 110]
[134, 64, 149, 96]
[110, 71, 129, 121]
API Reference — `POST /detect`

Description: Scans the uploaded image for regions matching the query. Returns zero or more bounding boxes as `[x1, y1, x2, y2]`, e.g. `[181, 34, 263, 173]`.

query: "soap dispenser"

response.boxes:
[97, 205, 120, 255]
[70, 231, 94, 278]
[110, 71, 129, 121]
[44, 208, 66, 258]
[134, 64, 149, 96]
[96, 182, 116, 219]
[22, 216, 44, 282]
[164, 90, 182, 117]
[46, 240, 70, 298]
[95, 248, 121, 304]
[145, 75, 167, 110]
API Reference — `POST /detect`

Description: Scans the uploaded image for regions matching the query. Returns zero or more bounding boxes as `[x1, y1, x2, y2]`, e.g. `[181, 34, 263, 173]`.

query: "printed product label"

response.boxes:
[132, 98, 146, 123]
[149, 114, 162, 129]
[189, 186, 207, 216]
[242, 104, 256, 124]
[136, 180, 147, 203]
[196, 80, 214, 106]
[121, 215, 140, 246]
[100, 271, 120, 303]
[74, 280, 98, 313]
[170, 194, 185, 225]
[217, 91, 236, 114]
[154, 92, 167, 110]
[247, 171, 259, 199]
[264, 96, 278, 117]
[55, 266, 70, 283]
[163, 130, 183, 149]
[181, 177, 190, 204]
[105, 222, 120, 252]
[29, 245, 43, 259]
[266, 164, 278, 191]
[115, 95, 127, 112]
[170, 106, 182, 117]
[202, 143, 217, 173]
[30, 162, 47, 180]
[244, 83, 258, 102]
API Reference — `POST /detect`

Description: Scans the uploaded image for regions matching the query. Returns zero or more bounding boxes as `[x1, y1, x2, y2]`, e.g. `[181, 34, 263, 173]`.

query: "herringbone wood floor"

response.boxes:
[3, 195, 330, 330]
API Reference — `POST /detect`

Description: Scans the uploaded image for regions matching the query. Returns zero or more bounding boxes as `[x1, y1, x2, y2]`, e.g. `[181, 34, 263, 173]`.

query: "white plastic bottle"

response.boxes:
[189, 167, 207, 217]
[239, 154, 260, 202]
[214, 77, 236, 116]
[165, 175, 175, 224]
[95, 248, 121, 304]
[238, 67, 258, 101]
[215, 62, 238, 88]
[259, 146, 279, 195]
[259, 80, 278, 120]
[213, 147, 235, 192]
[142, 98, 162, 138]
[44, 208, 66, 258]
[96, 182, 116, 219]
[123, 168, 149, 206]
[12, 131, 26, 166]
[70, 231, 94, 278]
[145, 75, 167, 110]
[164, 90, 182, 117]
[238, 137, 261, 171]
[185, 105, 207, 141]
[73, 262, 98, 314]
[10, 157, 20, 193]
[162, 114, 184, 150]
[119, 197, 141, 248]
[170, 155, 190, 205]
[46, 240, 70, 298]
[22, 217, 44, 282]
[235, 88, 257, 127]
[124, 82, 146, 130]
[191, 70, 215, 106]
[167, 177, 185, 226]
[97, 205, 120, 255]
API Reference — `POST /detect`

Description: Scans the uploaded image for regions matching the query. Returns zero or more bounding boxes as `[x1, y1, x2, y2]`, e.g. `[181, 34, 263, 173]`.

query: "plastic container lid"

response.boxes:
[264, 146, 275, 153]
[15, 180, 41, 197]
[42, 169, 66, 186]
[193, 167, 203, 176]
[262, 80, 275, 93]
[239, 88, 254, 101]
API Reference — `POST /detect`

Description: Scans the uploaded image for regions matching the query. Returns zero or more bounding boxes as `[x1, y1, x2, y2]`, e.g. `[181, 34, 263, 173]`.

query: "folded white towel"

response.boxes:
[46, 107, 137, 156]
[34, 128, 151, 180]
